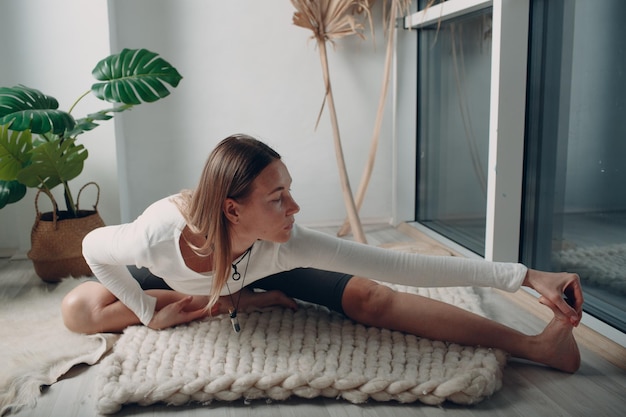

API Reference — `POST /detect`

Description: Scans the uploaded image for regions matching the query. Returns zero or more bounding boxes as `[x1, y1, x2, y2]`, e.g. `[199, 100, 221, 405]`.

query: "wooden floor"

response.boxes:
[5, 223, 626, 417]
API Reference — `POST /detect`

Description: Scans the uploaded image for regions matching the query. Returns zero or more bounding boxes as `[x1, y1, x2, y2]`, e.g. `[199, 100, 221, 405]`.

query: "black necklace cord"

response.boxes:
[225, 245, 253, 332]
[230, 245, 251, 281]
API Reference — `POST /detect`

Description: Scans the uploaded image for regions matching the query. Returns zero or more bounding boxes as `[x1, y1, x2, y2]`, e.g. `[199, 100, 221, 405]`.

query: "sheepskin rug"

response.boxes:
[96, 284, 507, 414]
[0, 260, 117, 416]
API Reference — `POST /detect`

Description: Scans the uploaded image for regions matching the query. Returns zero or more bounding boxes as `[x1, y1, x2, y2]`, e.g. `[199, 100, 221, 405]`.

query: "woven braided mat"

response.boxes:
[96, 284, 507, 414]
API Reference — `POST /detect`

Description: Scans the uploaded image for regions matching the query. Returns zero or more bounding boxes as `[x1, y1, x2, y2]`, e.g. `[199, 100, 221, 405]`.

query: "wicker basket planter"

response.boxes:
[27, 183, 105, 282]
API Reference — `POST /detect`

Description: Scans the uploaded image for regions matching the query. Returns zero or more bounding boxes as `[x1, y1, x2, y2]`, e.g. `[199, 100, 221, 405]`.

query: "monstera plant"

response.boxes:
[0, 48, 182, 217]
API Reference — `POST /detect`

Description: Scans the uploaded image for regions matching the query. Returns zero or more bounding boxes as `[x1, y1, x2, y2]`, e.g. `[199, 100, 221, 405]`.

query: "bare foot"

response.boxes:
[535, 314, 581, 373]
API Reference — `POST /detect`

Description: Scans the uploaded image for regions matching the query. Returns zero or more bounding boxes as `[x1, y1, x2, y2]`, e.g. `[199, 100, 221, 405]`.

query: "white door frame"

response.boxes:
[399, 0, 530, 262]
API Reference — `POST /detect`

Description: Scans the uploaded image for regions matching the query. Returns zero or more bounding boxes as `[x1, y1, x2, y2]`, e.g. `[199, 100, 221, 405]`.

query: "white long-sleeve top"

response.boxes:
[82, 195, 528, 325]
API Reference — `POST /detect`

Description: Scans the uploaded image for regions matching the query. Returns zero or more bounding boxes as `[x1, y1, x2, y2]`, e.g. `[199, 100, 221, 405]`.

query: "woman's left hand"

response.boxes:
[523, 269, 584, 326]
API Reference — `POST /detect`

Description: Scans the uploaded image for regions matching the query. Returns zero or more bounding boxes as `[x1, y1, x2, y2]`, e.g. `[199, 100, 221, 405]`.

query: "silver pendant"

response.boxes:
[229, 309, 241, 333]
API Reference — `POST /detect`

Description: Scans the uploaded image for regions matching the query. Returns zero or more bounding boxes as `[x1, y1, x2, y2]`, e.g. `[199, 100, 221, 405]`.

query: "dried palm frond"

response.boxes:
[291, 0, 372, 43]
[338, 0, 413, 237]
[291, 0, 373, 243]
[381, 0, 412, 31]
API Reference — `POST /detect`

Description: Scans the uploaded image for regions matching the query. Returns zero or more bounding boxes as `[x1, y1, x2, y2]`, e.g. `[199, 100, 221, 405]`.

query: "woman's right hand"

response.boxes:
[148, 296, 208, 330]
[523, 269, 584, 326]
[211, 288, 298, 316]
[147, 289, 298, 330]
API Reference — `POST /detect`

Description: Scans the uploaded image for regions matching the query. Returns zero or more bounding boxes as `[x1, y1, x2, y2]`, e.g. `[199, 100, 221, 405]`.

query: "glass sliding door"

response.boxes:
[416, 8, 493, 256]
[523, 0, 626, 332]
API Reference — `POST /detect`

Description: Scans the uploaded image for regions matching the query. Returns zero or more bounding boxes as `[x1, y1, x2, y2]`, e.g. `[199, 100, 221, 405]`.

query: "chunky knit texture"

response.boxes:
[96, 284, 507, 414]
[555, 243, 626, 294]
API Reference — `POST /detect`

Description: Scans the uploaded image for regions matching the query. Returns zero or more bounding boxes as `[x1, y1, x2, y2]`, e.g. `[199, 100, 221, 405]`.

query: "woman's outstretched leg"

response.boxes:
[341, 277, 580, 373]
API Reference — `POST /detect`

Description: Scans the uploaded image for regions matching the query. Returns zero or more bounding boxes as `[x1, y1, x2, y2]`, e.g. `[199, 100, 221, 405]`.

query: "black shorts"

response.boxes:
[129, 266, 353, 315]
[251, 269, 353, 315]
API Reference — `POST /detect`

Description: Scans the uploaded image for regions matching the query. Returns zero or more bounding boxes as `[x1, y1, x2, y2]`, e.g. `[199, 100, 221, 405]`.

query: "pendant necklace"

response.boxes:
[226, 244, 253, 333]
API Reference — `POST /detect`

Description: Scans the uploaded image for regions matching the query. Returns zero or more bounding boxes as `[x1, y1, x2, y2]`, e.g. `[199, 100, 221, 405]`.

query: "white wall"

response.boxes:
[108, 0, 394, 225]
[0, 0, 399, 252]
[394, 6, 419, 224]
[0, 0, 119, 252]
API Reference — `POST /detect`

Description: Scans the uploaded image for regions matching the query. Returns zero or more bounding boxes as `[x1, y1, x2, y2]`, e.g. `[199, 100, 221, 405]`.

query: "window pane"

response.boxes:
[523, 0, 626, 332]
[416, 10, 492, 256]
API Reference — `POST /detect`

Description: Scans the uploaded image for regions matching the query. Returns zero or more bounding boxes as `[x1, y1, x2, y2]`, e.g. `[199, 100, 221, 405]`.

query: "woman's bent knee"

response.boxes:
[61, 281, 108, 334]
[341, 277, 395, 325]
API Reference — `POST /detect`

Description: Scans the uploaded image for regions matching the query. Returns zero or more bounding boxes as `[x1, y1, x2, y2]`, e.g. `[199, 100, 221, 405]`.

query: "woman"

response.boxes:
[62, 134, 583, 373]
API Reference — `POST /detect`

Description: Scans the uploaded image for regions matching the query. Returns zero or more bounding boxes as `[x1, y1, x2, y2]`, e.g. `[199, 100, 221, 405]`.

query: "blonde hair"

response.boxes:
[175, 134, 281, 310]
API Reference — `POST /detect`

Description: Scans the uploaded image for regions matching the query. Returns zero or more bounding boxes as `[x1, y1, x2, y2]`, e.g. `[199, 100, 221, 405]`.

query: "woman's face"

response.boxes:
[229, 159, 300, 244]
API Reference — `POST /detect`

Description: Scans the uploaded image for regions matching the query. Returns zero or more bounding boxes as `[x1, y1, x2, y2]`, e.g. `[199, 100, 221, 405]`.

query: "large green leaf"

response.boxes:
[0, 86, 76, 135]
[66, 103, 134, 137]
[91, 48, 183, 105]
[0, 179, 27, 208]
[16, 138, 87, 190]
[0, 125, 33, 181]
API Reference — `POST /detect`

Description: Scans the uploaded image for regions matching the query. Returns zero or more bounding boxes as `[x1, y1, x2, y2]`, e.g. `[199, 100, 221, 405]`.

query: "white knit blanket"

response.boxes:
[96, 284, 507, 414]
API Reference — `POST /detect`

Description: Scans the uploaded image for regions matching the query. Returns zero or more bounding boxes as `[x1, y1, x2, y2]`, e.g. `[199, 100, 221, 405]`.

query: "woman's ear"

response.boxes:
[223, 198, 240, 224]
